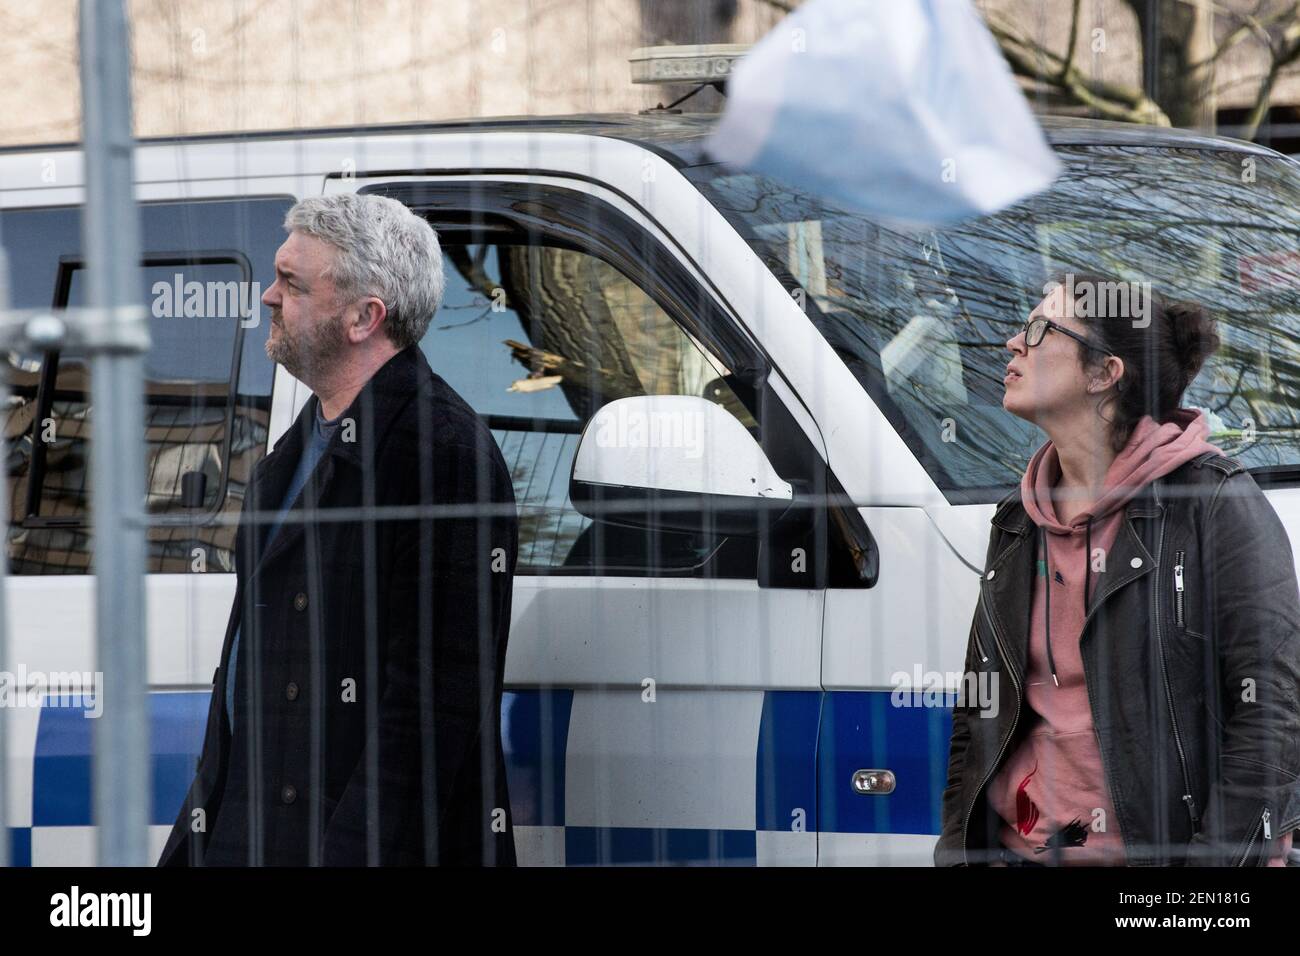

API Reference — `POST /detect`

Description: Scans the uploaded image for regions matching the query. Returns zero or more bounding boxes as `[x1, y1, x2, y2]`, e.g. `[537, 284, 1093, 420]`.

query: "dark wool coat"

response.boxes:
[158, 344, 519, 866]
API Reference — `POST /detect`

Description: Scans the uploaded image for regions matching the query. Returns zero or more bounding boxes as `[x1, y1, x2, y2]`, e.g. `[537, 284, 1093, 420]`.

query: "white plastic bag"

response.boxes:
[707, 0, 1060, 228]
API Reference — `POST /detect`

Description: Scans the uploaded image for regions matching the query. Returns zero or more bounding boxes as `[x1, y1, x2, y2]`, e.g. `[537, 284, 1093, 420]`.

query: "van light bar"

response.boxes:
[629, 44, 750, 85]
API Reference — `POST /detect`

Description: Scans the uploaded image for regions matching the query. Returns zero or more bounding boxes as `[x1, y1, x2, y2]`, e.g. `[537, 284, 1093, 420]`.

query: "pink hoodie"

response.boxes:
[988, 408, 1293, 866]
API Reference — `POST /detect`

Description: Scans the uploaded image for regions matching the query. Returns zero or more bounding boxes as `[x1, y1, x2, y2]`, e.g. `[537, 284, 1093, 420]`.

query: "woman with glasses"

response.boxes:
[935, 271, 1300, 867]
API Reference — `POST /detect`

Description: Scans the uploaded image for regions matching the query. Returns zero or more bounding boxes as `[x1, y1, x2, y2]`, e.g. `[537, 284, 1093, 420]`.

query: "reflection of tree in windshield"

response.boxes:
[689, 145, 1300, 497]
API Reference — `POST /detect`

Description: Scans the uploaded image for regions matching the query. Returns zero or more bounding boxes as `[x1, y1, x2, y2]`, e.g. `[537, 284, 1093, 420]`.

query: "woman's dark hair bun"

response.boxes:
[1164, 299, 1220, 389]
[1049, 270, 1222, 452]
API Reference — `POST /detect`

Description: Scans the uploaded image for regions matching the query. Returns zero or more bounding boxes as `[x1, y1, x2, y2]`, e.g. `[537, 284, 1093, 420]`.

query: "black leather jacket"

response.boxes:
[936, 451, 1300, 866]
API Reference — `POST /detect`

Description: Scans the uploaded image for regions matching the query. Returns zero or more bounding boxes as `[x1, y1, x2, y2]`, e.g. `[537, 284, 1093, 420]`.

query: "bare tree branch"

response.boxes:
[1241, 13, 1300, 140]
[985, 12, 1171, 124]
[1189, 4, 1288, 69]
[1061, 0, 1083, 81]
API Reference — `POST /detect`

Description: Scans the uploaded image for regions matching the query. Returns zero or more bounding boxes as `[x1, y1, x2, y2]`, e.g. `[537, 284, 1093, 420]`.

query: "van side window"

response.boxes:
[423, 236, 757, 576]
[0, 197, 291, 573]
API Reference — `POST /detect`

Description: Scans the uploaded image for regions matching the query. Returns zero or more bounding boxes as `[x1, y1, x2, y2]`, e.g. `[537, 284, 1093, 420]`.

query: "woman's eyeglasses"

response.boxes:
[1022, 317, 1111, 356]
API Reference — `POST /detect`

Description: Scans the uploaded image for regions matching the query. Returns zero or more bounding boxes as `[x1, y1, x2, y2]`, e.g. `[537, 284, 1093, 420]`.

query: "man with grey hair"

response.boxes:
[158, 192, 519, 866]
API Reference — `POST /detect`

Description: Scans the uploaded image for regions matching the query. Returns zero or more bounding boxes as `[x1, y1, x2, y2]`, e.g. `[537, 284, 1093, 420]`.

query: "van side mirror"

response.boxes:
[569, 395, 792, 537]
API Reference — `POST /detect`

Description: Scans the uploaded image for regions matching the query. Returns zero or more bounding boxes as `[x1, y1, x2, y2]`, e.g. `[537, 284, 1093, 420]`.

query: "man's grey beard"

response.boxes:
[265, 308, 349, 384]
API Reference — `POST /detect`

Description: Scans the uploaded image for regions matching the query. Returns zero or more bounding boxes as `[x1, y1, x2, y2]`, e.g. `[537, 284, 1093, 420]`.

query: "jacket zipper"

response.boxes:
[1152, 505, 1200, 839]
[1173, 550, 1185, 628]
[962, 578, 1022, 864]
[1236, 807, 1271, 866]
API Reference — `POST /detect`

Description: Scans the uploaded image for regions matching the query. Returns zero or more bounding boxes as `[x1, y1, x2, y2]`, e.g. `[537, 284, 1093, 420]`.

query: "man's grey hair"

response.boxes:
[283, 193, 444, 350]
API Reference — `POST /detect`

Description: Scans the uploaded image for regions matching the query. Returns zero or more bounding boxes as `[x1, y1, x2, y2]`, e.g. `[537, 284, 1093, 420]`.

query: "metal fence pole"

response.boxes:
[79, 0, 151, 867]
[0, 256, 11, 869]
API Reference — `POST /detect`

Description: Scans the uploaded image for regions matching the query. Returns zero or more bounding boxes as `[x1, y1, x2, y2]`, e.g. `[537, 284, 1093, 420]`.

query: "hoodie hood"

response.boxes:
[1021, 407, 1224, 535]
[1013, 407, 1223, 693]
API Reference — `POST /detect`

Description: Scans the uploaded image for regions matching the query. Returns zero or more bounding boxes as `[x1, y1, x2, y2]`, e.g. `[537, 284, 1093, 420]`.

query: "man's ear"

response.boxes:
[349, 297, 387, 343]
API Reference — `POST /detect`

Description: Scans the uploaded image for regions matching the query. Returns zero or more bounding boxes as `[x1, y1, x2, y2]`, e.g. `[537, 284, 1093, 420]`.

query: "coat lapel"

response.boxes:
[1078, 502, 1158, 639]
[245, 401, 318, 579]
[243, 345, 425, 578]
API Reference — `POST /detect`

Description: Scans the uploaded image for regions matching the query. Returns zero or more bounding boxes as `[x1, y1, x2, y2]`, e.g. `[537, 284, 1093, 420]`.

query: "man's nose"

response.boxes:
[1006, 329, 1027, 354]
[262, 279, 279, 307]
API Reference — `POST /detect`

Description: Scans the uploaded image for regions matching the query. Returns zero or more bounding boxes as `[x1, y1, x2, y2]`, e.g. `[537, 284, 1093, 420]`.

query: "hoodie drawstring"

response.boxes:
[1038, 517, 1094, 690]
[1040, 527, 1059, 687]
[1084, 517, 1092, 611]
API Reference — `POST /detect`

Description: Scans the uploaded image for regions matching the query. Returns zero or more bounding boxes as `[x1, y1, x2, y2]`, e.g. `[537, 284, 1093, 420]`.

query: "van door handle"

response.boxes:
[852, 769, 896, 795]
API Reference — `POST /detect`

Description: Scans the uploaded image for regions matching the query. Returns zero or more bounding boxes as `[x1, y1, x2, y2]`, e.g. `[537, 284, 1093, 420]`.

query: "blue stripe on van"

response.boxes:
[153, 692, 214, 823]
[817, 690, 951, 835]
[501, 689, 573, 827]
[33, 691, 212, 827]
[32, 694, 96, 826]
[565, 826, 757, 865]
[35, 689, 573, 830]
[29, 687, 953, 854]
[755, 690, 821, 832]
[7, 827, 32, 866]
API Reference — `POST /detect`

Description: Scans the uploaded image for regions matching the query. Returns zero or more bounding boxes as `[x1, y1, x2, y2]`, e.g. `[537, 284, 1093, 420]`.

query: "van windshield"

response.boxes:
[686, 145, 1300, 502]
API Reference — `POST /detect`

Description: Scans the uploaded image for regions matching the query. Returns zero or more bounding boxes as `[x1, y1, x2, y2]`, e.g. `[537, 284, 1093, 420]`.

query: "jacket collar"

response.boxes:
[990, 448, 1224, 534]
[990, 464, 1169, 535]
[244, 344, 425, 573]
[259, 345, 424, 470]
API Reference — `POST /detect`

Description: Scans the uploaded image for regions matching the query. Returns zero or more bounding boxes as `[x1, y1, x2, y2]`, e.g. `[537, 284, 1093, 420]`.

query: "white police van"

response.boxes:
[3, 102, 1300, 866]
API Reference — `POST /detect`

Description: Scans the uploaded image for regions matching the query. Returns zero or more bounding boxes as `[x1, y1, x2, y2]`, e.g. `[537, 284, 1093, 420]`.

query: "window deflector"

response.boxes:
[20, 251, 252, 529]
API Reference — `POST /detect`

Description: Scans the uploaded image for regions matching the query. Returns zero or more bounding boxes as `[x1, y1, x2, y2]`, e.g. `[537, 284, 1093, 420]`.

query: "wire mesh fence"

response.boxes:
[0, 0, 1298, 871]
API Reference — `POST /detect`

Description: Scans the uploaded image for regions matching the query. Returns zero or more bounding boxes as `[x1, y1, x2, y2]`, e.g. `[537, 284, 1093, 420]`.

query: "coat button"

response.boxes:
[285, 682, 299, 702]
[294, 592, 307, 611]
[986, 569, 996, 580]
[281, 784, 297, 805]
[1130, 557, 1143, 568]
